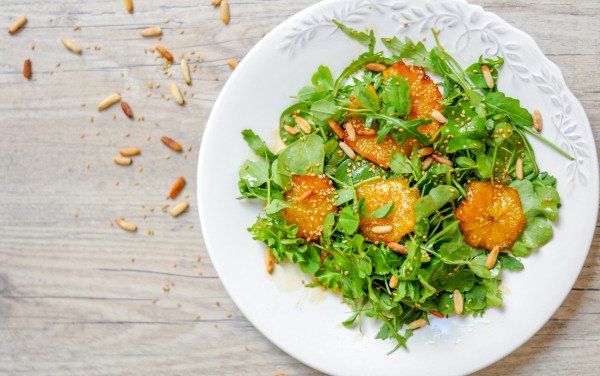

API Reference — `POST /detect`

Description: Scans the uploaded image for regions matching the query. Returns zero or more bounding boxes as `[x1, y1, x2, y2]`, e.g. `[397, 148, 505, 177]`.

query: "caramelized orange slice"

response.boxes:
[383, 61, 444, 137]
[356, 178, 419, 243]
[343, 117, 413, 169]
[455, 181, 526, 251]
[283, 174, 338, 241]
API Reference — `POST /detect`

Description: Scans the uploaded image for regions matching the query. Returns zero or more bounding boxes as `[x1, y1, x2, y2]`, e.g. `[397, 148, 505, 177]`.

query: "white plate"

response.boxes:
[197, 0, 599, 374]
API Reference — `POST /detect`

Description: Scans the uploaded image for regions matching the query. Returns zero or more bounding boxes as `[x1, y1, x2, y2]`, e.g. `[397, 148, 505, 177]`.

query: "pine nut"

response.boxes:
[124, 0, 134, 13]
[170, 83, 184, 105]
[371, 225, 392, 234]
[407, 318, 427, 330]
[119, 148, 141, 157]
[161, 136, 183, 152]
[345, 121, 356, 141]
[97, 93, 121, 111]
[265, 249, 275, 274]
[515, 158, 524, 180]
[226, 59, 238, 69]
[389, 275, 399, 289]
[23, 59, 32, 79]
[339, 142, 356, 160]
[121, 101, 134, 118]
[533, 109, 543, 132]
[115, 218, 137, 232]
[387, 242, 408, 254]
[169, 177, 186, 199]
[453, 289, 464, 315]
[169, 201, 189, 217]
[61, 38, 82, 54]
[486, 245, 500, 269]
[418, 147, 433, 157]
[220, 0, 230, 24]
[431, 109, 448, 124]
[421, 156, 433, 171]
[298, 190, 314, 202]
[284, 125, 299, 135]
[181, 58, 191, 85]
[113, 156, 132, 166]
[482, 65, 495, 89]
[432, 152, 452, 166]
[364, 63, 387, 72]
[156, 45, 174, 62]
[8, 16, 27, 34]
[293, 116, 311, 133]
[327, 119, 344, 139]
[140, 26, 162, 37]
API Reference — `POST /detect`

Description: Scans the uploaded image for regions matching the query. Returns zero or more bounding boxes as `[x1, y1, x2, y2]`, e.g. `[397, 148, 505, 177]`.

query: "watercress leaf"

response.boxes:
[498, 254, 524, 271]
[274, 134, 325, 189]
[311, 99, 339, 121]
[265, 198, 290, 214]
[484, 92, 533, 128]
[353, 85, 381, 112]
[475, 154, 493, 179]
[239, 159, 269, 188]
[468, 255, 501, 279]
[465, 285, 487, 311]
[335, 158, 387, 186]
[456, 156, 476, 168]
[438, 292, 455, 314]
[381, 76, 411, 118]
[338, 205, 360, 235]
[438, 240, 482, 263]
[335, 188, 354, 206]
[311, 65, 334, 91]
[241, 129, 276, 161]
[446, 138, 486, 153]
[482, 279, 503, 307]
[510, 216, 553, 257]
[414, 185, 460, 221]
[322, 212, 335, 241]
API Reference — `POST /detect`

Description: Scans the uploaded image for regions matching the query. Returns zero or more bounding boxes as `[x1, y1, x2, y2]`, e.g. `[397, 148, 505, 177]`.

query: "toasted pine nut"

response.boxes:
[482, 65, 495, 89]
[387, 242, 408, 254]
[389, 275, 399, 289]
[169, 201, 189, 217]
[515, 158, 524, 180]
[121, 101, 134, 118]
[23, 59, 32, 79]
[418, 147, 433, 157]
[294, 116, 311, 133]
[431, 109, 448, 124]
[156, 45, 174, 62]
[169, 177, 187, 199]
[345, 121, 356, 141]
[226, 59, 238, 69]
[327, 119, 344, 139]
[161, 136, 183, 152]
[119, 148, 141, 157]
[407, 318, 427, 330]
[298, 190, 314, 202]
[284, 125, 299, 135]
[356, 128, 376, 136]
[486, 245, 500, 269]
[97, 93, 121, 111]
[181, 58, 191, 85]
[140, 26, 162, 37]
[371, 225, 392, 234]
[61, 38, 82, 54]
[432, 153, 452, 166]
[430, 310, 445, 318]
[265, 249, 275, 274]
[533, 109, 543, 132]
[124, 0, 134, 13]
[220, 0, 230, 24]
[115, 218, 137, 232]
[8, 16, 27, 34]
[364, 63, 387, 72]
[113, 156, 132, 166]
[170, 83, 184, 105]
[421, 156, 433, 171]
[339, 142, 356, 160]
[453, 289, 464, 315]
[211, 0, 222, 5]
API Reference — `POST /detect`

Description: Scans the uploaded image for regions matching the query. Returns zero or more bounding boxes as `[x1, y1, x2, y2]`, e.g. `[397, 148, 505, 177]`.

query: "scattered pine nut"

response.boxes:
[432, 152, 452, 166]
[124, 0, 134, 13]
[119, 148, 141, 157]
[387, 242, 408, 254]
[533, 109, 543, 132]
[220, 0, 230, 24]
[407, 318, 427, 330]
[121, 101, 134, 118]
[97, 92, 121, 111]
[486, 245, 500, 269]
[356, 128, 376, 136]
[226, 59, 238, 69]
[8, 16, 27, 34]
[169, 177, 186, 199]
[430, 310, 444, 318]
[298, 190, 314, 202]
[265, 249, 275, 274]
[339, 142, 356, 160]
[115, 218, 137, 232]
[181, 58, 191, 85]
[481, 65, 495, 89]
[389, 275, 399, 289]
[418, 147, 433, 157]
[170, 83, 184, 105]
[364, 63, 387, 72]
[169, 201, 189, 217]
[113, 156, 132, 166]
[515, 158, 524, 180]
[61, 38, 82, 54]
[453, 289, 464, 315]
[421, 156, 433, 171]
[23, 59, 32, 79]
[431, 109, 448, 124]
[371, 225, 393, 234]
[344, 121, 356, 141]
[161, 136, 183, 152]
[140, 26, 162, 37]
[211, 0, 222, 5]
[293, 115, 311, 133]
[327, 119, 345, 139]
[156, 45, 174, 62]
[284, 125, 299, 135]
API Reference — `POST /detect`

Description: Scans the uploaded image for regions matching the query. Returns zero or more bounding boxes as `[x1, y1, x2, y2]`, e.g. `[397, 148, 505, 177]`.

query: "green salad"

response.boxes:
[237, 23, 570, 351]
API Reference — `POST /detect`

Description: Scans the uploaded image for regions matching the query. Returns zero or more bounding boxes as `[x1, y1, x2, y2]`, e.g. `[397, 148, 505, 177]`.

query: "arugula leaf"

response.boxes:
[483, 92, 533, 128]
[381, 36, 434, 72]
[389, 151, 413, 175]
[242, 129, 276, 161]
[333, 20, 376, 53]
[381, 76, 411, 118]
[371, 115, 432, 145]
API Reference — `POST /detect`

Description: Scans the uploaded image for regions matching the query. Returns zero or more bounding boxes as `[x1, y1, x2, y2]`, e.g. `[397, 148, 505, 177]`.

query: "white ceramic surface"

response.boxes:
[197, 0, 599, 375]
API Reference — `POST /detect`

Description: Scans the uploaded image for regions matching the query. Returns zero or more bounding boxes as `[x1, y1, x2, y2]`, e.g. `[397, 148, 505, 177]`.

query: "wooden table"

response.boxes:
[0, 0, 598, 374]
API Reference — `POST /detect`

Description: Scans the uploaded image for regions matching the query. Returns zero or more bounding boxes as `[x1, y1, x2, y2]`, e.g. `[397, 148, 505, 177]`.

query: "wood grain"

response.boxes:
[0, 0, 598, 374]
